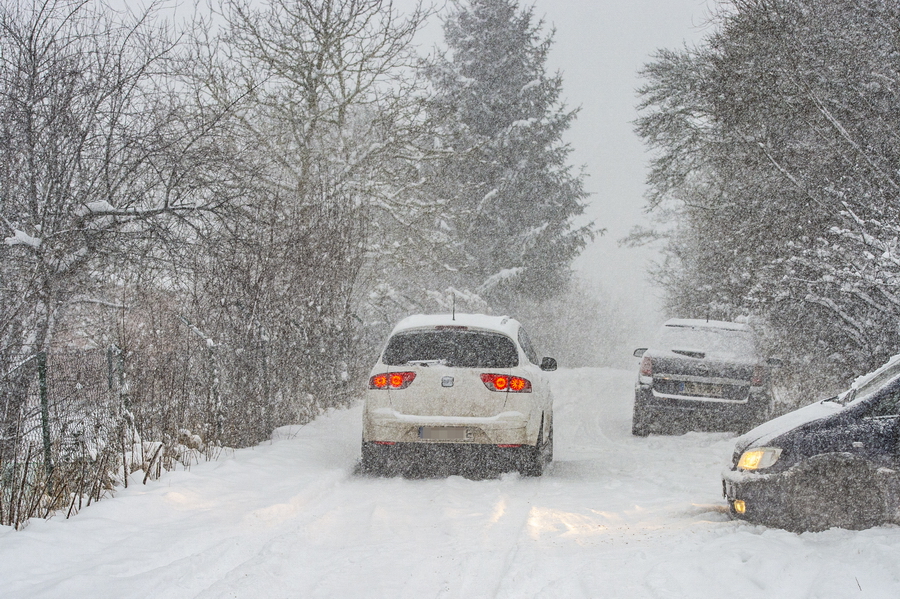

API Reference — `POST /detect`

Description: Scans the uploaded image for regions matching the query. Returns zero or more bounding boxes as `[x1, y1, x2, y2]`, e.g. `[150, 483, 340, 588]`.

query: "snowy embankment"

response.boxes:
[1, 368, 898, 598]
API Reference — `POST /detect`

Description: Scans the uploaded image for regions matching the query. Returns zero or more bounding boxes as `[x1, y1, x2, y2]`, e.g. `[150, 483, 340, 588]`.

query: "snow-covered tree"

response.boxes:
[417, 0, 593, 309]
[636, 0, 900, 392]
[0, 0, 239, 368]
[158, 0, 432, 438]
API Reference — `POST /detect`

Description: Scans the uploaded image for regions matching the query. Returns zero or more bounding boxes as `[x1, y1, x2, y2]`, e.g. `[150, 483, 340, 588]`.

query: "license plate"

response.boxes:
[681, 381, 723, 397]
[418, 426, 469, 441]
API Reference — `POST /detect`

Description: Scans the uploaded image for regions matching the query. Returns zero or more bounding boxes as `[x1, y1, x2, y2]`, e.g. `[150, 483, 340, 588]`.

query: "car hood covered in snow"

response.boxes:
[733, 399, 845, 454]
[735, 352, 900, 454]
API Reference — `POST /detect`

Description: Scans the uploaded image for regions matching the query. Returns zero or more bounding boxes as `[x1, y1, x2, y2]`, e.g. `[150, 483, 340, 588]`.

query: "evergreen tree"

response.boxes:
[421, 0, 593, 308]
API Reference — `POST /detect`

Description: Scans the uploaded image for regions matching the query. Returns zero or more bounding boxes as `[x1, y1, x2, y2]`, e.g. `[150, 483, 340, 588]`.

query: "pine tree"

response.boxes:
[421, 0, 593, 307]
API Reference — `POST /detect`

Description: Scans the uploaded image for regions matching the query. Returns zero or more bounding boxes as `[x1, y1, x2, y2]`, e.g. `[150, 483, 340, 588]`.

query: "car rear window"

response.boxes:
[382, 330, 519, 368]
[659, 325, 757, 359]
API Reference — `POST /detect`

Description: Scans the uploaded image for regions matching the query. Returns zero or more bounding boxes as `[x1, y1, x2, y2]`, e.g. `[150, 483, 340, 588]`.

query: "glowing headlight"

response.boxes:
[737, 447, 782, 471]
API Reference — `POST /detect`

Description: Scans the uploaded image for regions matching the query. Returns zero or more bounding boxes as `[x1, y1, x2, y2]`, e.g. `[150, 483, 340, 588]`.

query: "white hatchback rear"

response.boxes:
[361, 313, 556, 477]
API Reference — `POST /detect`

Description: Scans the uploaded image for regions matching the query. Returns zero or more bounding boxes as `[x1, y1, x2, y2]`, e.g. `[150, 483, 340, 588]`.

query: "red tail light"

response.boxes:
[640, 356, 652, 377]
[480, 373, 532, 392]
[751, 365, 765, 386]
[369, 372, 416, 389]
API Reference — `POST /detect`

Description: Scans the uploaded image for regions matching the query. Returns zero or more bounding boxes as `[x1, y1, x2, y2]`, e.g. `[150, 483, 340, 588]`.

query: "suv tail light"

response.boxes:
[480, 373, 532, 392]
[751, 365, 765, 386]
[639, 356, 652, 377]
[369, 372, 416, 389]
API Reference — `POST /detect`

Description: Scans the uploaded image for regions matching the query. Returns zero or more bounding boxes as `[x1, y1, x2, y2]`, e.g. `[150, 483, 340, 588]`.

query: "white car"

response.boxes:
[361, 313, 556, 477]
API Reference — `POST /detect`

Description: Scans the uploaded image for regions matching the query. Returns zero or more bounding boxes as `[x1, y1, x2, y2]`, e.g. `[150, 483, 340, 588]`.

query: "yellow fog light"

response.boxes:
[733, 499, 746, 514]
[737, 447, 782, 471]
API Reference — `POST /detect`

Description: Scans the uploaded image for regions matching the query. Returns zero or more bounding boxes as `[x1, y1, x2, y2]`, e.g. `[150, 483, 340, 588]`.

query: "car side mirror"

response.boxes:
[540, 357, 557, 371]
[767, 358, 784, 368]
[633, 348, 647, 358]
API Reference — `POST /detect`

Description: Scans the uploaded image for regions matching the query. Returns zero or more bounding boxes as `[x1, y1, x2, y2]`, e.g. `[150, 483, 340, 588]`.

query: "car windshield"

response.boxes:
[835, 359, 900, 406]
[659, 324, 757, 359]
[382, 330, 519, 368]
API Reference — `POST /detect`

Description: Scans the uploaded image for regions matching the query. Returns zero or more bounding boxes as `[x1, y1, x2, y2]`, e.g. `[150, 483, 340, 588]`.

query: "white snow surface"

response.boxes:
[75, 200, 117, 216]
[1, 368, 899, 598]
[4, 229, 41, 248]
[391, 312, 519, 337]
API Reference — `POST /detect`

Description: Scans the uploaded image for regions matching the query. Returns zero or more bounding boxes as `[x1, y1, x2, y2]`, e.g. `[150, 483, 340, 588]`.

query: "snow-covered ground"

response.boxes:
[1, 368, 899, 598]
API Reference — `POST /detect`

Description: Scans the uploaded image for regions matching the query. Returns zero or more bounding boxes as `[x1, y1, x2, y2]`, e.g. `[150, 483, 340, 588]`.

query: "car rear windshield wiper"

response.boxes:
[405, 359, 450, 367]
[671, 349, 706, 359]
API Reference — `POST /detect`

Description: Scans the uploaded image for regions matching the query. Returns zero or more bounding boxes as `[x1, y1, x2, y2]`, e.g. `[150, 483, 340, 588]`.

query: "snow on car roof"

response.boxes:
[663, 318, 750, 332]
[390, 313, 520, 337]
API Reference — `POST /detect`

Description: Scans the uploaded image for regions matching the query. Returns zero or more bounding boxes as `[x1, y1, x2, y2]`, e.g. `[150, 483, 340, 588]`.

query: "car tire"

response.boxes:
[545, 418, 554, 464]
[632, 393, 651, 437]
[360, 442, 381, 476]
[519, 419, 547, 477]
[361, 442, 400, 477]
[738, 395, 770, 433]
[786, 454, 885, 532]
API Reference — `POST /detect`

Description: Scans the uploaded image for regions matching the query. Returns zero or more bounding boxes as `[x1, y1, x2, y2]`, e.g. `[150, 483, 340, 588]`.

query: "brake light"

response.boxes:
[369, 372, 416, 389]
[751, 365, 765, 386]
[640, 356, 652, 377]
[480, 373, 532, 392]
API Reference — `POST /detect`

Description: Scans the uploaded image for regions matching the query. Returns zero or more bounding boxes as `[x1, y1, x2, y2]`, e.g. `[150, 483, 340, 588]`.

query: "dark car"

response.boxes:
[723, 356, 900, 532]
[632, 319, 778, 436]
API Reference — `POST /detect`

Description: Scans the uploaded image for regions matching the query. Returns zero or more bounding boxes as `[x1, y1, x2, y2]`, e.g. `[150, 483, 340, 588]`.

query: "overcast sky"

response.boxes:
[518, 0, 714, 313]
[525, 0, 713, 280]
[406, 0, 715, 320]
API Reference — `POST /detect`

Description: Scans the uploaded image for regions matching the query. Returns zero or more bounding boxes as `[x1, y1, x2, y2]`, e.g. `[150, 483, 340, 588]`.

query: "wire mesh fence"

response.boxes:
[0, 349, 125, 528]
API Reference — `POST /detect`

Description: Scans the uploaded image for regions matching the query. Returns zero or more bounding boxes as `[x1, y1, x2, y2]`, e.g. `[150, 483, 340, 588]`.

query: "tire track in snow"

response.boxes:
[442, 478, 544, 599]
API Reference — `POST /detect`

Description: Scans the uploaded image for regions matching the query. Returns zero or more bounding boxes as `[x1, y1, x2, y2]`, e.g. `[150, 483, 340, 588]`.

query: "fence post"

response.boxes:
[37, 352, 53, 481]
[107, 345, 115, 390]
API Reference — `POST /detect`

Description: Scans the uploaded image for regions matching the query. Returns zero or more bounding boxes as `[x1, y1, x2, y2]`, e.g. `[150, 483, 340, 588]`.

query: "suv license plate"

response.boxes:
[682, 381, 724, 397]
[418, 426, 469, 441]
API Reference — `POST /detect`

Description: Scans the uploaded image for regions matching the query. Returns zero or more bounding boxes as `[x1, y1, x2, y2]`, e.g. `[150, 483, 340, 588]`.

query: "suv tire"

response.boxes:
[632, 393, 651, 437]
[519, 420, 547, 477]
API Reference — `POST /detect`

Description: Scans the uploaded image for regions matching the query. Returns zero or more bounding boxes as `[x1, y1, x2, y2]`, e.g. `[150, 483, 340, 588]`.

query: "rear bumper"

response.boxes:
[635, 386, 767, 430]
[363, 407, 531, 445]
[360, 441, 534, 476]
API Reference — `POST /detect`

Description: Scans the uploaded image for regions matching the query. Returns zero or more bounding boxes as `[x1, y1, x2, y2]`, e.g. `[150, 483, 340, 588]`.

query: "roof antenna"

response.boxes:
[452, 291, 456, 321]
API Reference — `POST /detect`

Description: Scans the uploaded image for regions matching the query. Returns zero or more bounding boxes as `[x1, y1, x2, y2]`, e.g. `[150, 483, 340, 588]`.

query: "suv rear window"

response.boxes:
[382, 330, 519, 368]
[660, 325, 757, 359]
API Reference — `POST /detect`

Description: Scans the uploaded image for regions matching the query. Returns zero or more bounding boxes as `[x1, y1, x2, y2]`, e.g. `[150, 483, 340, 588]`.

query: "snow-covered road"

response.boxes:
[1, 368, 899, 598]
